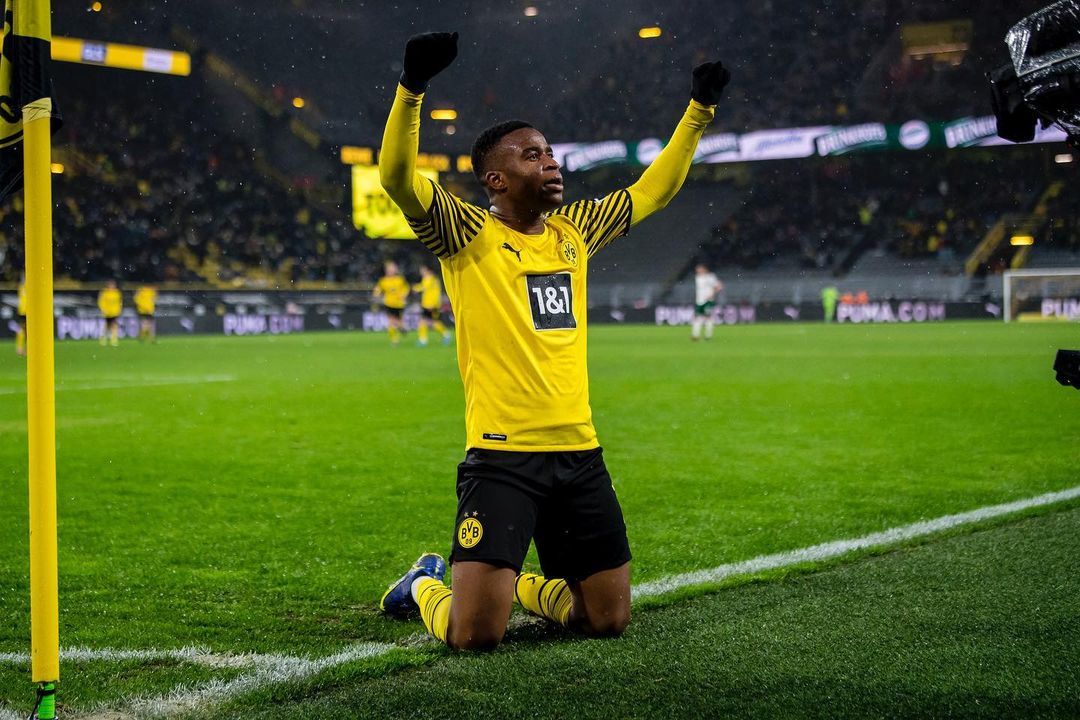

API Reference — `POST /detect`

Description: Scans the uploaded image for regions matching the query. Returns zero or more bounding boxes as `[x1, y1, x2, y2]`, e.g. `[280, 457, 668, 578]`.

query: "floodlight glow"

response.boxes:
[1054, 153, 1074, 164]
[524, 6, 539, 17]
[1010, 235, 1035, 246]
[292, 97, 306, 109]
[430, 109, 458, 121]
[50, 163, 64, 174]
[639, 26, 662, 39]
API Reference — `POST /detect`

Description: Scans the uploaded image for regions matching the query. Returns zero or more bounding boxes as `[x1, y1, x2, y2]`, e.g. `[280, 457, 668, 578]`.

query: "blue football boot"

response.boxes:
[379, 552, 447, 618]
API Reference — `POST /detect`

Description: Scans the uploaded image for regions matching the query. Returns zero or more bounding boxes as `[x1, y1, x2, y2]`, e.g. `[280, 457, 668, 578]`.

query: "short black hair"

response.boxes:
[471, 120, 534, 181]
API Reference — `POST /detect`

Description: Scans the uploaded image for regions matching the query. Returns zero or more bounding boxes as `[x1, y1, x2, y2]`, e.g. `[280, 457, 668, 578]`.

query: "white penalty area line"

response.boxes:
[0, 484, 1077, 718]
[0, 375, 236, 395]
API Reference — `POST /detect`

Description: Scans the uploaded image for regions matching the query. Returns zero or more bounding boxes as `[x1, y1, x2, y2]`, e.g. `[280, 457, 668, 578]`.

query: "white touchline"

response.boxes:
[632, 484, 1080, 599]
[0, 646, 255, 667]
[0, 375, 236, 396]
[0, 484, 1077, 718]
[127, 642, 397, 719]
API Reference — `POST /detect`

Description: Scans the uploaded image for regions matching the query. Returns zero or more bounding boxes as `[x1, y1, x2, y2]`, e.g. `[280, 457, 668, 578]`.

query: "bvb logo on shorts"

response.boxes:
[560, 240, 578, 268]
[457, 516, 483, 548]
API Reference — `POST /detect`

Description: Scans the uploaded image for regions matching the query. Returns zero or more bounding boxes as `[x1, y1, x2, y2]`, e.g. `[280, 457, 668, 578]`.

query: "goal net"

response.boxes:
[1002, 268, 1080, 322]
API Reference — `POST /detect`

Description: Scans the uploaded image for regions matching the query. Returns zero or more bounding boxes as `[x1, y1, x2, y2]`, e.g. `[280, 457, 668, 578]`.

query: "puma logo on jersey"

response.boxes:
[501, 243, 523, 262]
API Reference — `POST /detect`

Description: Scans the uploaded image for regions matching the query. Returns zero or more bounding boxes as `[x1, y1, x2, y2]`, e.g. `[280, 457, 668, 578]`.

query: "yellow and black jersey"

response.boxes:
[407, 183, 631, 452]
[374, 275, 410, 309]
[134, 286, 157, 315]
[414, 275, 443, 310]
[381, 83, 714, 452]
[97, 288, 122, 319]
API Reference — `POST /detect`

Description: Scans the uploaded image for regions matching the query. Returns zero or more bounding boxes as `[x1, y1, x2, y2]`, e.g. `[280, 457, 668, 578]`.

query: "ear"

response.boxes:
[485, 170, 507, 194]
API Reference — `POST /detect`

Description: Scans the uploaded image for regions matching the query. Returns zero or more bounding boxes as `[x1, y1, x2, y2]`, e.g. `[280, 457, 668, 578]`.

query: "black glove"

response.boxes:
[400, 32, 459, 94]
[691, 61, 730, 106]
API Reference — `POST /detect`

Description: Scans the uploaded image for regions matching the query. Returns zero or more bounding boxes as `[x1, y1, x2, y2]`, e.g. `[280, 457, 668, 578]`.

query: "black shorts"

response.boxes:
[383, 306, 403, 319]
[423, 307, 440, 322]
[138, 312, 154, 320]
[103, 316, 118, 327]
[16, 314, 26, 327]
[450, 447, 631, 581]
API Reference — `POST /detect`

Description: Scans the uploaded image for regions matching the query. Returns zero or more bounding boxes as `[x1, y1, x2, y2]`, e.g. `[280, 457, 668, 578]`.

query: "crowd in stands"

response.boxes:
[1, 0, 1074, 290]
[0, 84, 382, 286]
[701, 148, 1056, 275]
[545, 0, 1055, 141]
[1041, 182, 1080, 253]
[164, 0, 1052, 150]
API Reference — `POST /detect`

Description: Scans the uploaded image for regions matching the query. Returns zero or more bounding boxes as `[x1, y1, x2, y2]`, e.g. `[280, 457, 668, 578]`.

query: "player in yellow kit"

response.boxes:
[373, 260, 410, 345]
[413, 264, 451, 346]
[134, 284, 157, 343]
[97, 280, 122, 347]
[377, 32, 730, 650]
[14, 277, 27, 357]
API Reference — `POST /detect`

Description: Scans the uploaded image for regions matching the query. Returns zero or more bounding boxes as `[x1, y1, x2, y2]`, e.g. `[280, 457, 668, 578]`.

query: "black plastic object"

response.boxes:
[1053, 349, 1080, 389]
[989, 0, 1080, 143]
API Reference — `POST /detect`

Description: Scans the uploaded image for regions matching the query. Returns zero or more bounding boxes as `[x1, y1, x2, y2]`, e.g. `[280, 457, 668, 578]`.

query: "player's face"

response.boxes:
[493, 128, 563, 211]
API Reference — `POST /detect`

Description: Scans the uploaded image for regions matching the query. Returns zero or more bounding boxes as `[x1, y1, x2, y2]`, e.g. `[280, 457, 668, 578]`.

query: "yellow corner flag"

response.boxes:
[2, 1, 61, 717]
[1, 0, 62, 200]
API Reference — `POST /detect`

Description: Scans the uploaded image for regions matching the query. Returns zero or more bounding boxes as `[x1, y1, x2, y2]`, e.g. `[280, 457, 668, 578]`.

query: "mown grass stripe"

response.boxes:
[0, 375, 236, 395]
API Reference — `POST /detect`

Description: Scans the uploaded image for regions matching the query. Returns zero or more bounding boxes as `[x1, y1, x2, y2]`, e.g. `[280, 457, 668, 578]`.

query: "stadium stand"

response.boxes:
[0, 65, 380, 287]
[0, 0, 1076, 302]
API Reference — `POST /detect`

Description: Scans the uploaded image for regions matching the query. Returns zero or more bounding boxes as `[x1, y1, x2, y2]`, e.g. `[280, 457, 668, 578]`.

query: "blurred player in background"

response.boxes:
[413, 264, 451, 346]
[97, 280, 122, 347]
[14, 275, 27, 357]
[373, 260, 410, 346]
[821, 284, 839, 323]
[691, 263, 723, 341]
[134, 283, 158, 343]
[377, 31, 730, 650]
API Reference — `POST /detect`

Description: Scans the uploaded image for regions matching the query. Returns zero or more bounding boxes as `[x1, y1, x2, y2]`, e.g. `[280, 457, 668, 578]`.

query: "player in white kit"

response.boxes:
[692, 263, 723, 341]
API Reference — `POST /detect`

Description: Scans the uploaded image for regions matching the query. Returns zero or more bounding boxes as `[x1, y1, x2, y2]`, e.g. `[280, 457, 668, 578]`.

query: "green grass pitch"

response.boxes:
[0, 322, 1077, 718]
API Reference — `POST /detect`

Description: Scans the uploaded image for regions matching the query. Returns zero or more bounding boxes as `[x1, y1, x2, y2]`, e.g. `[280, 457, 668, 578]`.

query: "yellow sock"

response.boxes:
[515, 573, 572, 626]
[418, 323, 429, 344]
[15, 329, 26, 355]
[415, 577, 452, 643]
[110, 326, 119, 346]
[388, 325, 400, 344]
[433, 321, 447, 336]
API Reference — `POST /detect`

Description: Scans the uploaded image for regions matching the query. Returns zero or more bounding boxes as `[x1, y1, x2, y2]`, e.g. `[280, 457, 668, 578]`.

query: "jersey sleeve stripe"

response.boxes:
[406, 180, 486, 259]
[586, 190, 632, 257]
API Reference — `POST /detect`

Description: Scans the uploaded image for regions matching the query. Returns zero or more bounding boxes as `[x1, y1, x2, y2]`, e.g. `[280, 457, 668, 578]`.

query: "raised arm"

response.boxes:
[627, 61, 730, 225]
[379, 32, 459, 219]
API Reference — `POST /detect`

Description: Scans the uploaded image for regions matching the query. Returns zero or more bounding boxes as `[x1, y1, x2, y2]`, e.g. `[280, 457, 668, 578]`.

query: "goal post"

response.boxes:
[1002, 268, 1080, 322]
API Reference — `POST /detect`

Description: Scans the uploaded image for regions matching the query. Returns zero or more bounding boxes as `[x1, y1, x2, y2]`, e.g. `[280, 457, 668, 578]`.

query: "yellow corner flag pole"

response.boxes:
[9, 0, 61, 716]
[24, 96, 60, 692]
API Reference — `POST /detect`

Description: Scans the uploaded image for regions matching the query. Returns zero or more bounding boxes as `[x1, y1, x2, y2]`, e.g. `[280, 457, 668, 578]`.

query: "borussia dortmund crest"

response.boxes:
[561, 240, 578, 267]
[457, 516, 483, 548]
